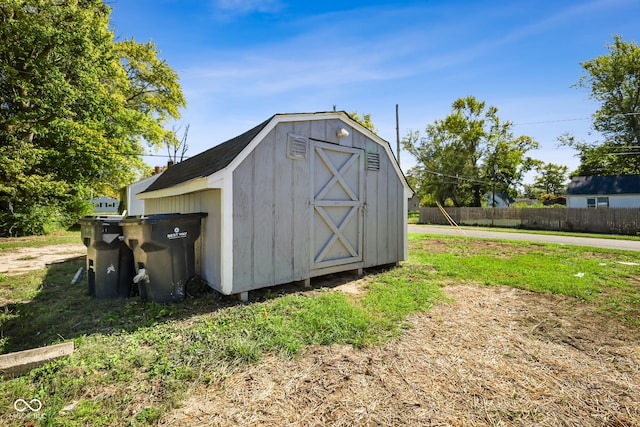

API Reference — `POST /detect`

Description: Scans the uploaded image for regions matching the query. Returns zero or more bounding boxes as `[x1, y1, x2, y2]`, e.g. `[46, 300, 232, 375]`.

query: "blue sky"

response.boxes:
[108, 0, 640, 183]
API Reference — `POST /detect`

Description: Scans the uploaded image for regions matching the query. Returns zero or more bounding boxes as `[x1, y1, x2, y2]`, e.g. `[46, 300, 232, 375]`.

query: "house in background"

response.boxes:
[565, 175, 640, 208]
[485, 191, 514, 208]
[408, 194, 420, 212]
[90, 196, 119, 213]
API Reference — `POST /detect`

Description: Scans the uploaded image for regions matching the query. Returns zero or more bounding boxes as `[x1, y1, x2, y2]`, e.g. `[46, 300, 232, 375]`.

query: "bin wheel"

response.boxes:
[185, 276, 209, 298]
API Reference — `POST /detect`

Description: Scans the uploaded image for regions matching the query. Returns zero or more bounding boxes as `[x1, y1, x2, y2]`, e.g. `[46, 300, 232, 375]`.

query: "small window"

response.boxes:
[587, 197, 609, 208]
[597, 197, 609, 208]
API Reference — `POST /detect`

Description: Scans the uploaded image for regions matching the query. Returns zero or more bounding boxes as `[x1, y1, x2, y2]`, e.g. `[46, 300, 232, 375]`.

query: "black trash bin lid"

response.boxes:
[80, 215, 126, 225]
[120, 213, 207, 225]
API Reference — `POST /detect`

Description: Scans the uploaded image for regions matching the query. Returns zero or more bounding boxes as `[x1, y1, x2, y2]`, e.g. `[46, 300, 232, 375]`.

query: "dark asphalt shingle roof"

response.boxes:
[566, 175, 640, 195]
[144, 116, 273, 193]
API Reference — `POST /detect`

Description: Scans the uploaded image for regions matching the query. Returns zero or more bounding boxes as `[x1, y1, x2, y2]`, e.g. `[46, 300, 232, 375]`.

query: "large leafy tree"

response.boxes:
[565, 36, 640, 175]
[404, 96, 538, 207]
[0, 0, 185, 235]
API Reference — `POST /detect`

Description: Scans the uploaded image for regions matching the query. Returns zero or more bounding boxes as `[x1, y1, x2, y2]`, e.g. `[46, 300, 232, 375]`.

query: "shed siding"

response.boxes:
[274, 122, 295, 283]
[365, 166, 379, 266]
[363, 142, 405, 267]
[252, 129, 276, 287]
[232, 122, 312, 292]
[377, 153, 390, 263]
[290, 122, 311, 281]
[145, 190, 222, 288]
[232, 149, 254, 289]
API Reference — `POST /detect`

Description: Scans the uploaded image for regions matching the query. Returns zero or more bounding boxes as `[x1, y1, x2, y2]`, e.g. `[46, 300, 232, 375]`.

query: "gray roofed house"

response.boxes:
[135, 111, 413, 300]
[565, 175, 640, 208]
[485, 191, 515, 208]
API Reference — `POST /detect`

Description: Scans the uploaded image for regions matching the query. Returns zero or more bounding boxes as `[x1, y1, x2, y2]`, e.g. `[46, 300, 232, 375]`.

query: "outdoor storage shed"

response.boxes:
[125, 173, 163, 216]
[139, 112, 413, 297]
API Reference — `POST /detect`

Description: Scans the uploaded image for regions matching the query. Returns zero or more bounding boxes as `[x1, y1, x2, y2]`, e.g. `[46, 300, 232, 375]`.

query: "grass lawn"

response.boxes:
[0, 230, 81, 251]
[0, 233, 639, 425]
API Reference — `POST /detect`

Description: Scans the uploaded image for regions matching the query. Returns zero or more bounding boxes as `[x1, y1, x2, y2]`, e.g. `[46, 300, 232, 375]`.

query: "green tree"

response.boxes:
[519, 184, 542, 200]
[0, 1, 185, 235]
[403, 96, 538, 207]
[532, 162, 569, 196]
[349, 111, 377, 133]
[566, 36, 640, 175]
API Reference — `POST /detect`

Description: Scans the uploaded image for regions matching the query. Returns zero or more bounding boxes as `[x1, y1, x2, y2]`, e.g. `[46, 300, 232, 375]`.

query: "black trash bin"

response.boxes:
[120, 213, 207, 303]
[80, 215, 135, 299]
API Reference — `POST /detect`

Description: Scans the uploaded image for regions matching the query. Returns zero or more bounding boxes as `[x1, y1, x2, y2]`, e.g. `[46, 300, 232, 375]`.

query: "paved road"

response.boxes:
[408, 225, 640, 252]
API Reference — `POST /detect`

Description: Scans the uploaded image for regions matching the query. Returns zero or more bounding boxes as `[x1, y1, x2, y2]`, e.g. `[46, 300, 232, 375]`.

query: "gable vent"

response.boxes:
[366, 152, 380, 171]
[287, 133, 308, 160]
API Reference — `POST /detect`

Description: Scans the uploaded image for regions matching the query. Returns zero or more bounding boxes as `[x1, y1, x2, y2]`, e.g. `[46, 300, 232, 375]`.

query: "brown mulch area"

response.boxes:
[160, 284, 640, 426]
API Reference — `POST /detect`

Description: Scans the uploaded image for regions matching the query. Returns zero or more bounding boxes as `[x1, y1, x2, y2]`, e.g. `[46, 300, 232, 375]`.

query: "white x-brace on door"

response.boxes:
[310, 140, 364, 270]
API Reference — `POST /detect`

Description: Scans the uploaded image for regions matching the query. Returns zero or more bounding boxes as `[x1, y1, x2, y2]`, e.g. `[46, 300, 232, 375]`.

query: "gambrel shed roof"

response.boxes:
[144, 117, 272, 193]
[141, 111, 410, 198]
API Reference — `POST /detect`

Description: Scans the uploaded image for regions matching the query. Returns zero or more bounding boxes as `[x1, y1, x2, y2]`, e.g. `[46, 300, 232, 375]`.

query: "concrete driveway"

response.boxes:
[408, 224, 640, 252]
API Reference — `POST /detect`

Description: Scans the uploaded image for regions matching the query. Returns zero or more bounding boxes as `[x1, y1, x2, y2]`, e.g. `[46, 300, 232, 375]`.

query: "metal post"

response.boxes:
[396, 104, 400, 168]
[492, 164, 498, 227]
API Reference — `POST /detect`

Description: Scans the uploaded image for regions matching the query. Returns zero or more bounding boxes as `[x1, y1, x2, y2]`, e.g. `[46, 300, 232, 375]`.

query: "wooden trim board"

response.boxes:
[0, 342, 74, 376]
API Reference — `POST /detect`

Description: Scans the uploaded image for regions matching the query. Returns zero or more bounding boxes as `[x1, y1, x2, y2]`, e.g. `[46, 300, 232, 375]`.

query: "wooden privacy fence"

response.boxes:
[418, 207, 640, 235]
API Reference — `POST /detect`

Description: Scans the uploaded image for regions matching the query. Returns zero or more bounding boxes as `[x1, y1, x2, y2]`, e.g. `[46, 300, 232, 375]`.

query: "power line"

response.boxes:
[513, 112, 640, 126]
[142, 153, 191, 159]
[421, 167, 490, 185]
[513, 117, 591, 126]
[46, 146, 191, 159]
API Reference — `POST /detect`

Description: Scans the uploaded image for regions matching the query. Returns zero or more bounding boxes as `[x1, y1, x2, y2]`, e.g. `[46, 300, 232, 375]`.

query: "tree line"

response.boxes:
[1, 2, 638, 235]
[404, 35, 640, 207]
[0, 0, 184, 236]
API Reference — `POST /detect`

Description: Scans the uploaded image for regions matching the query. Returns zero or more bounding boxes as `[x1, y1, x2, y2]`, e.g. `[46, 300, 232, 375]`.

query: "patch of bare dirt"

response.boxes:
[160, 284, 640, 427]
[410, 237, 538, 257]
[0, 244, 85, 275]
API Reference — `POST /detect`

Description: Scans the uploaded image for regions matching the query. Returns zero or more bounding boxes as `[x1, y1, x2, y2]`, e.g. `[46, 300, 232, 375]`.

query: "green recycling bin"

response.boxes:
[120, 213, 207, 303]
[80, 215, 135, 299]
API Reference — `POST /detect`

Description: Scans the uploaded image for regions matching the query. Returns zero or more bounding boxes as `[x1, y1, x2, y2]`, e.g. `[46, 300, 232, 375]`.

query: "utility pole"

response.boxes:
[492, 164, 498, 227]
[491, 163, 498, 209]
[396, 104, 400, 167]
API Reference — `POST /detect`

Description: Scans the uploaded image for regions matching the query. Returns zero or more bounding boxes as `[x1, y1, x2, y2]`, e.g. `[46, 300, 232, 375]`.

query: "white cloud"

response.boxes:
[184, 47, 407, 99]
[213, 0, 282, 16]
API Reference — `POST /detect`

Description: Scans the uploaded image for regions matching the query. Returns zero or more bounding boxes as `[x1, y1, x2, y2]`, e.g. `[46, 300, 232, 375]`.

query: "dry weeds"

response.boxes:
[160, 284, 640, 426]
[4, 237, 637, 425]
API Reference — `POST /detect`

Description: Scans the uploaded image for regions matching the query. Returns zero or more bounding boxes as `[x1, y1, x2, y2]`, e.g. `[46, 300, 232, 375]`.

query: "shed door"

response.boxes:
[310, 141, 364, 270]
